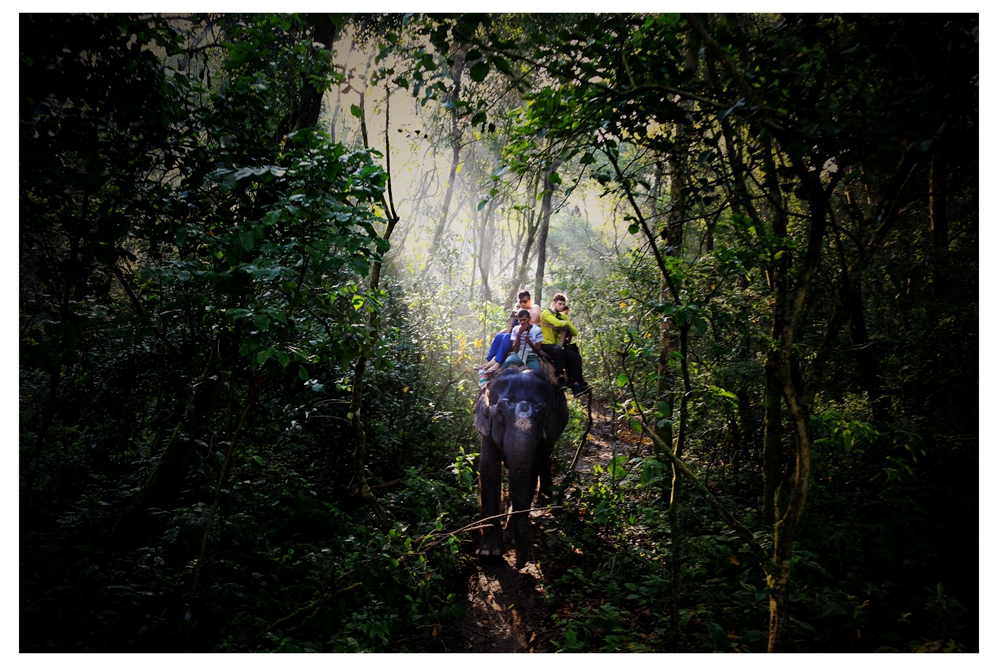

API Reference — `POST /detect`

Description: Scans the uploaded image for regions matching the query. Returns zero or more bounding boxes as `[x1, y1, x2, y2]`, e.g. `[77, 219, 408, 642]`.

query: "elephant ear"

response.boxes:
[473, 389, 492, 438]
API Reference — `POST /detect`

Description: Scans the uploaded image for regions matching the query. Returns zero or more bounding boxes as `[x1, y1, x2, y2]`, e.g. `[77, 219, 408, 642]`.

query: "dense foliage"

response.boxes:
[20, 13, 976, 652]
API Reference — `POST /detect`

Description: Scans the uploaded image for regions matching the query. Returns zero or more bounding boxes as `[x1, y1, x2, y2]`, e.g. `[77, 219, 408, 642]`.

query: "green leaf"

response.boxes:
[225, 308, 252, 322]
[298, 366, 309, 380]
[253, 314, 270, 331]
[352, 295, 365, 311]
[348, 255, 370, 277]
[350, 104, 362, 118]
[548, 170, 562, 185]
[240, 230, 255, 251]
[469, 61, 489, 82]
[786, 141, 808, 161]
[176, 226, 188, 247]
[477, 199, 489, 211]
[608, 454, 628, 481]
[616, 373, 629, 387]
[629, 418, 643, 433]
[492, 56, 511, 74]
[252, 455, 266, 466]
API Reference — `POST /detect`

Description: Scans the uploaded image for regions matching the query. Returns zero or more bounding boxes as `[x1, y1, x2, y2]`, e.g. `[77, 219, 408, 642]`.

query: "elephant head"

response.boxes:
[473, 366, 568, 568]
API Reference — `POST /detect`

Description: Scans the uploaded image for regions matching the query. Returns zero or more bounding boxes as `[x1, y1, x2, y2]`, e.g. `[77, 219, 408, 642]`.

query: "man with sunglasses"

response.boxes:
[516, 289, 541, 325]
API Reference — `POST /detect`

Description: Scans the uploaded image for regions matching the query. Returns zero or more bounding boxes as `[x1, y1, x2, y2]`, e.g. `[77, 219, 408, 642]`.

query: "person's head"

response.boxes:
[551, 293, 567, 312]
[517, 309, 531, 327]
[517, 290, 532, 307]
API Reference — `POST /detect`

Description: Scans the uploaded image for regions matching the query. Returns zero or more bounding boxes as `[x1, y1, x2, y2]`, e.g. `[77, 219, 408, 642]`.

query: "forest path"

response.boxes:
[447, 399, 642, 652]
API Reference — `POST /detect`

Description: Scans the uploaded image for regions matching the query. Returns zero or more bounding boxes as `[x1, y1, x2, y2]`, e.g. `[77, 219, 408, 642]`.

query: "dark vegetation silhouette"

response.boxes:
[20, 13, 977, 652]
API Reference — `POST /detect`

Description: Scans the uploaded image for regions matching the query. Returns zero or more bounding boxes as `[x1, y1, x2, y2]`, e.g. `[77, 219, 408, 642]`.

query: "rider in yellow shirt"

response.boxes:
[539, 293, 590, 396]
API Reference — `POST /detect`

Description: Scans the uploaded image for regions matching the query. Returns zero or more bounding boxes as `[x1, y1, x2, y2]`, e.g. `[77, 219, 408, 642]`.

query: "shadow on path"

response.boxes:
[450, 528, 552, 652]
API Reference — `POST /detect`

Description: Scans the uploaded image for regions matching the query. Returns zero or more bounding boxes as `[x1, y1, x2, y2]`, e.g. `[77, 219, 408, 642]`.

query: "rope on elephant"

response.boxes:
[568, 388, 594, 473]
[553, 389, 594, 508]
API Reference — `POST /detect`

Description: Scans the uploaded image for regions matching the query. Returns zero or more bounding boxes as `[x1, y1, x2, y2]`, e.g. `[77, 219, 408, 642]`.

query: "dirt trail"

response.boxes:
[448, 399, 645, 652]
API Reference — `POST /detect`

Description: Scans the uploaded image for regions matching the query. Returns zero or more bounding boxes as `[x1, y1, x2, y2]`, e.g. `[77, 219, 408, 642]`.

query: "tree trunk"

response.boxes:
[762, 351, 784, 526]
[765, 181, 829, 650]
[663, 38, 697, 644]
[507, 170, 543, 308]
[349, 82, 402, 532]
[759, 135, 790, 527]
[477, 197, 498, 302]
[668, 324, 692, 651]
[421, 44, 467, 277]
[652, 158, 678, 459]
[654, 285, 676, 457]
[276, 16, 338, 139]
[768, 357, 814, 652]
[930, 150, 948, 250]
[733, 386, 754, 476]
[849, 282, 889, 422]
[534, 163, 557, 306]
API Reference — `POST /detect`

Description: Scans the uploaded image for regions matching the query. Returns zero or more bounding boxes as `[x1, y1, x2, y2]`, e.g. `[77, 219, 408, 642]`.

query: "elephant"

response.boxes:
[473, 365, 569, 568]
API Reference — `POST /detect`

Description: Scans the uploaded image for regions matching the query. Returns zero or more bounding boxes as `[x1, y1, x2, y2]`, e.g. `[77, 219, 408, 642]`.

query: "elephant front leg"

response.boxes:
[507, 462, 536, 569]
[477, 439, 504, 558]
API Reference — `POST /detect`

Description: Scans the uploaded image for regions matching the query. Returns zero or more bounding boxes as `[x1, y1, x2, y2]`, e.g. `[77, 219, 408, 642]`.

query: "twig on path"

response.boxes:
[418, 507, 564, 544]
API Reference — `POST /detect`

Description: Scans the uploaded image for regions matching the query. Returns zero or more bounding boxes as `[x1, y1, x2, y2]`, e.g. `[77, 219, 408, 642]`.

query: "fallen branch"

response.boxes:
[420, 507, 563, 542]
[402, 506, 564, 565]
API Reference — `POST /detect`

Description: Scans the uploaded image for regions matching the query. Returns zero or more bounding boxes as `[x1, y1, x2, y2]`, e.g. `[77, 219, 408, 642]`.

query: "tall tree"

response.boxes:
[434, 10, 977, 651]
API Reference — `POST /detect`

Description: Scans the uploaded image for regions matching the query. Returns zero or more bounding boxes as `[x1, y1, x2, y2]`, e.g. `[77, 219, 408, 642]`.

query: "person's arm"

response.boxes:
[541, 309, 569, 330]
[562, 316, 579, 338]
[526, 326, 543, 353]
[511, 325, 522, 351]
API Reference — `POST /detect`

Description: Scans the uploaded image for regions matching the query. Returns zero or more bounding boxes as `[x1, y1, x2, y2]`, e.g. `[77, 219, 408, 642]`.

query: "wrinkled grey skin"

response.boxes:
[473, 366, 569, 568]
